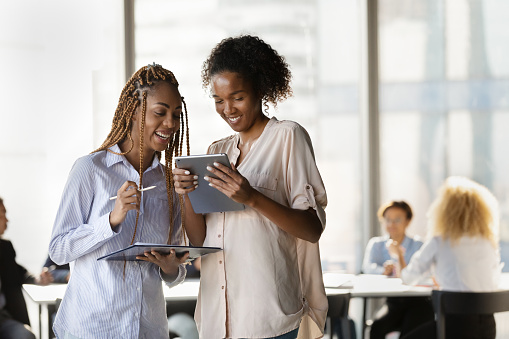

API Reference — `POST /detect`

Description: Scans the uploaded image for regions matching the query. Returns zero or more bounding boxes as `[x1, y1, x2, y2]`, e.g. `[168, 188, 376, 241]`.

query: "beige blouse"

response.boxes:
[194, 118, 328, 338]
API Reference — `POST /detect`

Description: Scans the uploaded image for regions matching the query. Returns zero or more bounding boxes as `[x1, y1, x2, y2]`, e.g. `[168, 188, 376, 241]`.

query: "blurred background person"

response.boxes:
[41, 255, 70, 284]
[400, 176, 502, 339]
[362, 201, 434, 339]
[168, 258, 200, 339]
[0, 197, 52, 339]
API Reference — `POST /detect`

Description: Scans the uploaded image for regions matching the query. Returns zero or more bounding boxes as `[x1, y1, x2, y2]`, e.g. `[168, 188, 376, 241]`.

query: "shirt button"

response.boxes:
[218, 234, 221, 238]
[103, 234, 108, 239]
[135, 312, 139, 317]
[219, 260, 222, 264]
[221, 286, 224, 290]
[137, 287, 140, 291]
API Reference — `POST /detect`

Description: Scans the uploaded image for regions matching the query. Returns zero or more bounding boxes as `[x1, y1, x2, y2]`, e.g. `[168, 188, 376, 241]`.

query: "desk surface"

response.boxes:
[23, 274, 434, 305]
[22, 280, 202, 304]
[24, 273, 509, 305]
[324, 273, 433, 298]
[23, 283, 68, 304]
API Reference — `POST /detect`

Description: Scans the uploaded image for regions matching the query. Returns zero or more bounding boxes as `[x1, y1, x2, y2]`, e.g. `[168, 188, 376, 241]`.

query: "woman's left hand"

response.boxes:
[204, 162, 256, 205]
[136, 249, 190, 275]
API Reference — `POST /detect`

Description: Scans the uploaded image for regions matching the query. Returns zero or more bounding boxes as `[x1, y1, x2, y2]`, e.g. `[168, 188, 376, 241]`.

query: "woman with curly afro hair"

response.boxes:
[174, 35, 328, 339]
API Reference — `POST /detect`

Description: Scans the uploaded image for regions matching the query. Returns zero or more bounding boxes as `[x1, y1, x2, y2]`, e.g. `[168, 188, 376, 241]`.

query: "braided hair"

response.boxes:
[93, 63, 190, 246]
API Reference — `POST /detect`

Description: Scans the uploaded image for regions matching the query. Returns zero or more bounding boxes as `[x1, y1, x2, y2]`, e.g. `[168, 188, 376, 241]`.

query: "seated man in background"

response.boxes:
[0, 196, 52, 339]
[41, 255, 70, 284]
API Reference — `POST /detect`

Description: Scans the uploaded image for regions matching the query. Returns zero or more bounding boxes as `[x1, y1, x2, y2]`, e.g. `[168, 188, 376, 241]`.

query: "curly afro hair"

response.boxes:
[202, 35, 293, 108]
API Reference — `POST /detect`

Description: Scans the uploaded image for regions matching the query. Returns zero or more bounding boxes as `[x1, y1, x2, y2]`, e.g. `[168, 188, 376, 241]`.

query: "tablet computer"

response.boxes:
[175, 153, 245, 214]
[97, 242, 222, 262]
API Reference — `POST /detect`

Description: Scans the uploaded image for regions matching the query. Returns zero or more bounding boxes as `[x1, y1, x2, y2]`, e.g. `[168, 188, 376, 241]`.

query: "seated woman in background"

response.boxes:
[363, 201, 434, 339]
[400, 176, 501, 339]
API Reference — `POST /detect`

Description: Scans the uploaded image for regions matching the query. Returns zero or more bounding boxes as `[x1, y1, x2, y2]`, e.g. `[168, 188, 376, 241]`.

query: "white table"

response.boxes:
[324, 273, 509, 339]
[23, 281, 202, 339]
[27, 274, 481, 339]
[23, 275, 431, 339]
[23, 283, 68, 339]
[324, 273, 433, 296]
[324, 273, 433, 339]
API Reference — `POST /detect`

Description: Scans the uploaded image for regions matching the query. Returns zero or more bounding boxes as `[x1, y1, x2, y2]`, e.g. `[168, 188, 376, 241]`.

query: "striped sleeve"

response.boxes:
[49, 156, 119, 265]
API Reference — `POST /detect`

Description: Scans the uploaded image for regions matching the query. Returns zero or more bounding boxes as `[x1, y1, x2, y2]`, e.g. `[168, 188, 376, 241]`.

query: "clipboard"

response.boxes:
[97, 242, 222, 262]
[175, 153, 245, 214]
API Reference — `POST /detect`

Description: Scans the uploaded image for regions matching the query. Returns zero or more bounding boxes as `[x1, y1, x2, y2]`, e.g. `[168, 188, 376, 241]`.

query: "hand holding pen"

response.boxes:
[108, 181, 156, 229]
[109, 185, 156, 200]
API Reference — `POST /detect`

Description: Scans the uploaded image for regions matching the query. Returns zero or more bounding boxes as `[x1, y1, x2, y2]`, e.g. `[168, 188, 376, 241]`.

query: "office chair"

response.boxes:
[431, 289, 509, 339]
[327, 291, 355, 339]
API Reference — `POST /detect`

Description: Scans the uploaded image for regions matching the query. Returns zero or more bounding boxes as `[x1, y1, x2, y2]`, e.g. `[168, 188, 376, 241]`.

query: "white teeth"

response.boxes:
[229, 116, 240, 122]
[155, 132, 171, 139]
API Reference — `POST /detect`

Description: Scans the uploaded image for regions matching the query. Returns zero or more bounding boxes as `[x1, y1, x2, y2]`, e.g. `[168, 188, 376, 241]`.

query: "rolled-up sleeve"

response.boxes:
[160, 264, 187, 288]
[284, 124, 327, 229]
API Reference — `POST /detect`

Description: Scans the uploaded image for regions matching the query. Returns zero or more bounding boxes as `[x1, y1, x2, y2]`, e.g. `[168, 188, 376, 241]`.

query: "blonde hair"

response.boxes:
[428, 176, 498, 246]
[94, 63, 190, 246]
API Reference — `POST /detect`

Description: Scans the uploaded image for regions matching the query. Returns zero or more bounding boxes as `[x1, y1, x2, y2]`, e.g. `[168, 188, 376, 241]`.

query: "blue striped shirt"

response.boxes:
[49, 145, 186, 339]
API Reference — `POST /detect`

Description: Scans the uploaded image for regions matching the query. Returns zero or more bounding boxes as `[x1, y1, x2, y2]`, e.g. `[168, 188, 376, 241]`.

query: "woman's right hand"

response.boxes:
[386, 239, 404, 258]
[109, 181, 141, 228]
[383, 260, 395, 276]
[173, 168, 198, 195]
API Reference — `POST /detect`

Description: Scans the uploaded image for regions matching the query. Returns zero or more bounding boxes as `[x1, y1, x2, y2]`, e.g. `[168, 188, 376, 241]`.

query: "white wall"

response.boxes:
[0, 0, 125, 274]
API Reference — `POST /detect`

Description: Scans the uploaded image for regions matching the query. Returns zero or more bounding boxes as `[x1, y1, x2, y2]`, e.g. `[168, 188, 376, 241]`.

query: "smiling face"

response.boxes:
[211, 71, 266, 135]
[382, 207, 411, 241]
[130, 81, 182, 155]
[0, 203, 7, 237]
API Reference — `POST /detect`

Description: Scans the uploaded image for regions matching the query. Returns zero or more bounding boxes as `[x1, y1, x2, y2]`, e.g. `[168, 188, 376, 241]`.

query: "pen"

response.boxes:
[109, 185, 157, 200]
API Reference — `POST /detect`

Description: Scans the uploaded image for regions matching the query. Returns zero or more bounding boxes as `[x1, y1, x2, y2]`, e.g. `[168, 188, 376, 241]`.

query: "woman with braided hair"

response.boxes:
[49, 63, 191, 339]
[174, 35, 328, 339]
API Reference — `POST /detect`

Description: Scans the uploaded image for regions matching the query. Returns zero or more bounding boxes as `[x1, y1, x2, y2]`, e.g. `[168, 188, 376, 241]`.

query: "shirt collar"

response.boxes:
[104, 145, 125, 167]
[400, 235, 411, 248]
[383, 234, 411, 247]
[105, 144, 162, 173]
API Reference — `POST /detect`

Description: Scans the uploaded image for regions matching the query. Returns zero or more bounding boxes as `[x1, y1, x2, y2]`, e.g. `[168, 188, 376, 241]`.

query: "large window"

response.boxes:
[0, 0, 125, 273]
[378, 0, 509, 271]
[3, 0, 508, 283]
[134, 0, 364, 272]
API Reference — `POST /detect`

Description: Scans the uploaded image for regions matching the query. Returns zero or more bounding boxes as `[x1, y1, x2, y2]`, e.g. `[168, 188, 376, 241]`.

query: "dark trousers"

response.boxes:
[369, 297, 434, 339]
[0, 310, 36, 339]
[401, 314, 496, 339]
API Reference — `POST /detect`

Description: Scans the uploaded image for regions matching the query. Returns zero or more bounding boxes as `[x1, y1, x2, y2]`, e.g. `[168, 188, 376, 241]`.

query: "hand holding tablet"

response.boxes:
[174, 154, 245, 214]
